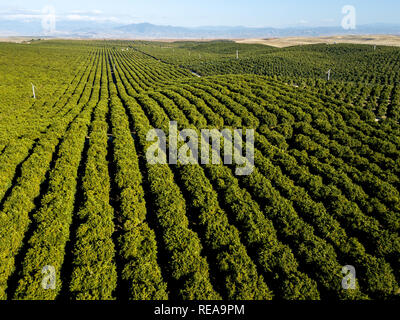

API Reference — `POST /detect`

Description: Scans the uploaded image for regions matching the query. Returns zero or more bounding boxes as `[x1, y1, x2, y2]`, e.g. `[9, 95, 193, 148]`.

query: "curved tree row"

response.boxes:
[110, 51, 221, 300]
[69, 51, 118, 300]
[107, 54, 168, 300]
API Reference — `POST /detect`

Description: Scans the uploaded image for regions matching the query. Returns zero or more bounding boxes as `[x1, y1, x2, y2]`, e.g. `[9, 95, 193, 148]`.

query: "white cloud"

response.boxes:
[0, 8, 45, 21]
[3, 14, 43, 21]
[67, 14, 91, 21]
[0, 8, 41, 14]
[66, 14, 119, 23]
[69, 10, 103, 15]
[0, 7, 119, 24]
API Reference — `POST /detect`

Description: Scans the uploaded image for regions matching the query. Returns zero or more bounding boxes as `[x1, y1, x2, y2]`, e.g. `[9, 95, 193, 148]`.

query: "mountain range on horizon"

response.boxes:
[1, 20, 400, 39]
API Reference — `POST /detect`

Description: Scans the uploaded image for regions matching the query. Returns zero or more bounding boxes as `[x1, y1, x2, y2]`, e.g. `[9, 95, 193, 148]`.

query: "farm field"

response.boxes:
[0, 40, 399, 300]
[235, 35, 400, 48]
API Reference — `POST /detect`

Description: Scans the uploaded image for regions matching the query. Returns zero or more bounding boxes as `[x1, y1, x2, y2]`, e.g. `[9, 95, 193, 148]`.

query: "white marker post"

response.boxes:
[327, 69, 331, 81]
[236, 50, 239, 59]
[31, 83, 36, 99]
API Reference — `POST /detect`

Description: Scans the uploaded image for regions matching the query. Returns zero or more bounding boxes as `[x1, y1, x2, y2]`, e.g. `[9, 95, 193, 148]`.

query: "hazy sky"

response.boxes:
[0, 0, 399, 27]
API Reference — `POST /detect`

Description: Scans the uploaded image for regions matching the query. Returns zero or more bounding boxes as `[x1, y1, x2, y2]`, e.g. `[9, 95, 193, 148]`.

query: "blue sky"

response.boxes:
[0, 0, 399, 27]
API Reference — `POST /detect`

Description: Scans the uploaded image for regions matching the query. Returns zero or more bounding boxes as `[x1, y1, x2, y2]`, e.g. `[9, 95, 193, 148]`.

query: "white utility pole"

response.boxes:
[236, 49, 239, 59]
[31, 83, 36, 99]
[327, 69, 331, 81]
